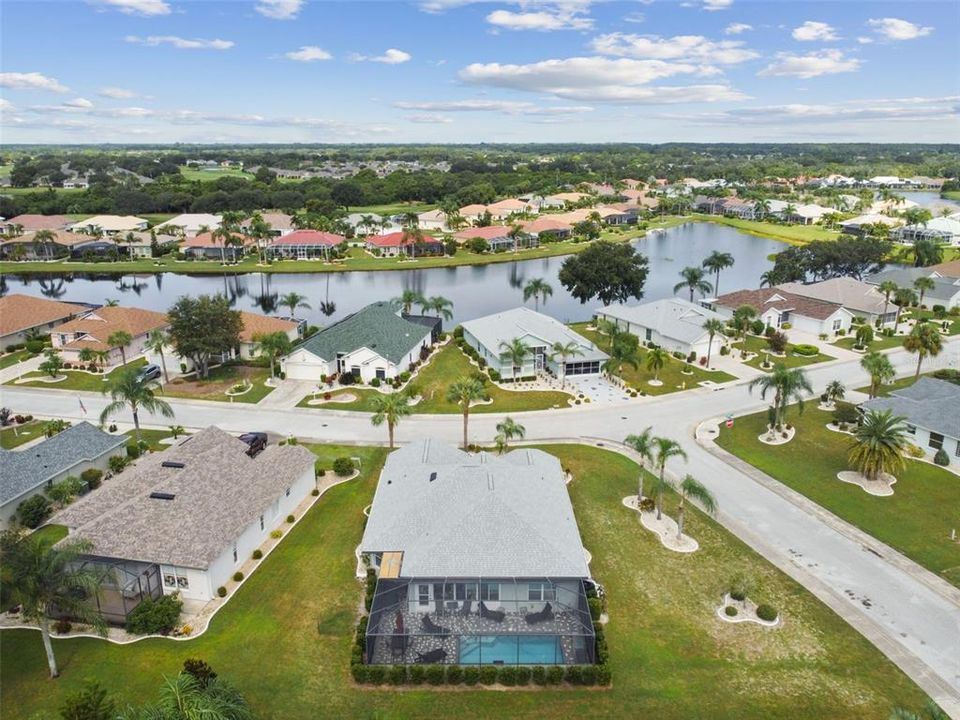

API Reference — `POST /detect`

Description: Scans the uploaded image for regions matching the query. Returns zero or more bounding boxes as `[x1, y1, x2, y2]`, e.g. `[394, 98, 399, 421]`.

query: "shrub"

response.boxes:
[463, 666, 480, 685]
[54, 619, 73, 634]
[639, 497, 655, 512]
[905, 443, 925, 458]
[333, 457, 355, 477]
[933, 368, 960, 384]
[488, 369, 500, 382]
[515, 666, 531, 685]
[766, 331, 788, 354]
[388, 665, 407, 685]
[446, 665, 463, 684]
[425, 665, 446, 685]
[217, 586, 227, 597]
[934, 449, 950, 466]
[832, 403, 859, 425]
[932, 304, 947, 318]
[409, 665, 426, 684]
[370, 378, 381, 388]
[126, 442, 141, 460]
[364, 568, 377, 611]
[453, 326, 464, 339]
[531, 665, 548, 685]
[286, 514, 295, 523]
[729, 574, 750, 601]
[579, 665, 598, 686]
[125, 593, 182, 635]
[719, 345, 730, 356]
[270, 529, 282, 539]
[350, 663, 368, 683]
[80, 468, 103, 490]
[564, 665, 583, 685]
[497, 666, 517, 686]
[596, 665, 612, 686]
[366, 666, 386, 685]
[108, 455, 128, 474]
[479, 666, 498, 685]
[252, 549, 263, 560]
[725, 605, 738, 617]
[108, 423, 117, 432]
[792, 343, 819, 356]
[546, 665, 564, 685]
[781, 322, 792, 330]
[588, 596, 602, 622]
[750, 319, 765, 336]
[232, 571, 244, 582]
[756, 604, 778, 622]
[338, 372, 356, 386]
[183, 658, 218, 688]
[311, 488, 319, 496]
[25, 339, 44, 354]
[17, 495, 51, 529]
[47, 476, 84, 505]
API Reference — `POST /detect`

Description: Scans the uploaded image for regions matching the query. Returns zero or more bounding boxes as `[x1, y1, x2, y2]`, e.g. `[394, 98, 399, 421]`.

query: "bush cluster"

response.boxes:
[756, 604, 778, 622]
[80, 468, 103, 490]
[332, 457, 355, 477]
[125, 593, 183, 635]
[933, 449, 949, 466]
[792, 344, 819, 356]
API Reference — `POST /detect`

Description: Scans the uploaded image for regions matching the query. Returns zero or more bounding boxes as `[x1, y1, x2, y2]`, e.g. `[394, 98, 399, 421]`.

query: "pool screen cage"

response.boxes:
[58, 556, 164, 625]
[365, 577, 596, 666]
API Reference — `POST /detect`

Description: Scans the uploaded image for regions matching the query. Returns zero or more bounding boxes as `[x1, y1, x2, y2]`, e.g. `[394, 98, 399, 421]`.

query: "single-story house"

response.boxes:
[0, 231, 107, 260]
[265, 230, 346, 260]
[787, 203, 832, 225]
[417, 209, 450, 232]
[236, 311, 300, 360]
[360, 439, 595, 666]
[895, 217, 960, 247]
[869, 198, 918, 214]
[861, 378, 959, 465]
[458, 204, 489, 224]
[864, 267, 960, 309]
[0, 294, 89, 349]
[365, 231, 443, 258]
[71, 215, 148, 235]
[116, 230, 176, 258]
[180, 231, 253, 261]
[486, 198, 536, 220]
[521, 217, 573, 241]
[926, 259, 960, 280]
[55, 427, 316, 618]
[454, 225, 537, 251]
[241, 212, 295, 240]
[594, 298, 728, 358]
[708, 287, 855, 335]
[461, 307, 607, 380]
[163, 213, 222, 237]
[868, 176, 906, 187]
[777, 278, 898, 326]
[1, 214, 70, 235]
[282, 301, 441, 383]
[51, 305, 169, 366]
[542, 192, 589, 208]
[0, 422, 126, 530]
[839, 213, 903, 237]
[720, 198, 759, 219]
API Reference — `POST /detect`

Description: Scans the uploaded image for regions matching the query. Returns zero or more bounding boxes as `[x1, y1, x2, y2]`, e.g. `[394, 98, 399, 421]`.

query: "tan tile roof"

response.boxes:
[238, 311, 298, 343]
[4, 214, 70, 231]
[0, 294, 87, 337]
[242, 212, 294, 229]
[181, 231, 251, 248]
[55, 306, 169, 344]
[928, 259, 960, 279]
[521, 217, 573, 234]
[2, 230, 100, 248]
[714, 288, 843, 320]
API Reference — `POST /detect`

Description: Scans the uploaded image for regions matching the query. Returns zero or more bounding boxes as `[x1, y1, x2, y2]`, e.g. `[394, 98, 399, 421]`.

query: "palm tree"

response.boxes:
[913, 276, 935, 309]
[824, 380, 846, 406]
[848, 409, 908, 482]
[2, 534, 107, 678]
[702, 251, 734, 296]
[106, 330, 133, 366]
[877, 280, 898, 325]
[550, 341, 583, 388]
[39, 348, 64, 378]
[645, 346, 668, 383]
[758, 270, 778, 288]
[93, 349, 110, 372]
[893, 287, 917, 329]
[702, 318, 726, 367]
[425, 296, 454, 321]
[394, 289, 423, 315]
[104, 298, 120, 307]
[507, 223, 525, 253]
[77, 346, 96, 368]
[861, 351, 895, 399]
[903, 321, 943, 379]
[602, 337, 640, 381]
[675, 474, 718, 540]
[32, 229, 58, 259]
[854, 323, 874, 350]
[446, 377, 487, 449]
[747, 365, 813, 430]
[494, 417, 525, 454]
[254, 331, 293, 378]
[145, 329, 171, 383]
[370, 392, 411, 449]
[499, 337, 530, 380]
[210, 225, 234, 265]
[100, 366, 174, 444]
[673, 266, 713, 302]
[593, 318, 623, 351]
[624, 427, 655, 504]
[279, 292, 310, 316]
[653, 436, 687, 520]
[731, 305, 758, 341]
[523, 278, 553, 311]
[117, 672, 252, 720]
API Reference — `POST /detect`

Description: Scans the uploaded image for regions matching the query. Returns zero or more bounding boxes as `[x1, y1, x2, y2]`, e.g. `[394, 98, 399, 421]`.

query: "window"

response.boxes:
[177, 576, 189, 589]
[832, 318, 842, 331]
[351, 366, 361, 378]
[929, 432, 944, 450]
[259, 514, 264, 531]
[645, 328, 652, 342]
[418, 584, 430, 606]
[455, 583, 477, 601]
[527, 582, 557, 602]
[480, 582, 499, 601]
[376, 368, 386, 380]
[163, 574, 176, 588]
[955, 440, 960, 458]
[906, 425, 916, 435]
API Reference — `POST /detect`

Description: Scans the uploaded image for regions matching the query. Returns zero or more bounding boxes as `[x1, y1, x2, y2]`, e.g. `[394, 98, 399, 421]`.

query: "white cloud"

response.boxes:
[255, 0, 303, 20]
[0, 72, 69, 93]
[459, 56, 747, 104]
[623, 12, 645, 24]
[0, 98, 16, 112]
[867, 18, 933, 41]
[724, 23, 752, 35]
[125, 35, 234, 50]
[97, 0, 170, 16]
[98, 86, 138, 99]
[64, 97, 94, 108]
[857, 36, 874, 45]
[486, 7, 593, 32]
[791, 21, 839, 42]
[351, 48, 411, 64]
[394, 99, 593, 115]
[284, 46, 332, 62]
[406, 113, 453, 124]
[758, 50, 860, 79]
[591, 33, 759, 64]
[702, 0, 732, 11]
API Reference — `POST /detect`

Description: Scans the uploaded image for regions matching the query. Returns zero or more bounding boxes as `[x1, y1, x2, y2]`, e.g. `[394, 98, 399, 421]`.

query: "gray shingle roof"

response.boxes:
[294, 302, 437, 364]
[360, 440, 590, 578]
[55, 427, 315, 569]
[861, 378, 960, 441]
[865, 268, 960, 305]
[461, 307, 607, 363]
[0, 422, 126, 506]
[596, 298, 725, 345]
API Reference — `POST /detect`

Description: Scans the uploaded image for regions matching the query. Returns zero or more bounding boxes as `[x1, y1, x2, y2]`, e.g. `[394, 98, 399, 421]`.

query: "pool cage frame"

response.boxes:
[65, 556, 164, 625]
[365, 577, 596, 666]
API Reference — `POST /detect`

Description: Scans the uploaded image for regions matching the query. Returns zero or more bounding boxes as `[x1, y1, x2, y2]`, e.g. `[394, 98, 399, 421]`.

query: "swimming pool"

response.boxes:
[459, 635, 563, 665]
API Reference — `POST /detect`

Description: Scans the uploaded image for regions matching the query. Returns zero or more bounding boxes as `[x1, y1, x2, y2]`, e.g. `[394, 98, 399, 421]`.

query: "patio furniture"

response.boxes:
[415, 648, 448, 664]
[525, 602, 554, 625]
[390, 633, 406, 660]
[460, 599, 473, 616]
[421, 614, 450, 637]
[434, 600, 444, 616]
[479, 601, 506, 623]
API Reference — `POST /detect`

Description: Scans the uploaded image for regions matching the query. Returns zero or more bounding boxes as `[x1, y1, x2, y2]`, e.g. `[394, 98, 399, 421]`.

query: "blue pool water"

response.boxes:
[459, 635, 562, 665]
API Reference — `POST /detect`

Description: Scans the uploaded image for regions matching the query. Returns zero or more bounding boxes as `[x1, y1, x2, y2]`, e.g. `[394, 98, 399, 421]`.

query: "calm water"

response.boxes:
[3, 223, 786, 326]
[898, 191, 960, 210]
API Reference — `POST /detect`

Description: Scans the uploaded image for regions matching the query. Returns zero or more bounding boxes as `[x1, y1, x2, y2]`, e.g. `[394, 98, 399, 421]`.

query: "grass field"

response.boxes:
[178, 165, 252, 182]
[0, 349, 34, 370]
[351, 202, 434, 216]
[941, 190, 960, 201]
[31, 524, 68, 544]
[734, 334, 835, 371]
[0, 186, 85, 197]
[124, 427, 182, 451]
[694, 214, 841, 246]
[833, 334, 904, 352]
[0, 421, 46, 449]
[9, 358, 147, 392]
[0, 443, 925, 720]
[160, 365, 274, 404]
[716, 405, 960, 588]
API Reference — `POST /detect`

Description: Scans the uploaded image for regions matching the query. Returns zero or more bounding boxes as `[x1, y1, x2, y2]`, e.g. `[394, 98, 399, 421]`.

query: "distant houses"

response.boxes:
[776, 278, 897, 326]
[865, 267, 960, 309]
[70, 215, 149, 235]
[453, 225, 537, 251]
[365, 231, 443, 258]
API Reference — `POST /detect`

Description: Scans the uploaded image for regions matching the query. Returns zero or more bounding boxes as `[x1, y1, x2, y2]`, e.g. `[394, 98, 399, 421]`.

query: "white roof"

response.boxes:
[905, 216, 960, 235]
[596, 298, 725, 345]
[165, 213, 222, 231]
[72, 215, 147, 232]
[462, 307, 608, 363]
[840, 213, 903, 228]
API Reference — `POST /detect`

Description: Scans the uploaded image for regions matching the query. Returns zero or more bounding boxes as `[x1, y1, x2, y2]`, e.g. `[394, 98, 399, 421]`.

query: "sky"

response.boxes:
[1, 0, 958, 144]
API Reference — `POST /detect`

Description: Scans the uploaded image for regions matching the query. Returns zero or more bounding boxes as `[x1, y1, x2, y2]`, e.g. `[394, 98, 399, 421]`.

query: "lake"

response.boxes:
[898, 191, 960, 210]
[3, 223, 786, 326]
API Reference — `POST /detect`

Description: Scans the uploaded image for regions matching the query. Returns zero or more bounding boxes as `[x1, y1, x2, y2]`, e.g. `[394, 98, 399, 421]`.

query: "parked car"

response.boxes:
[136, 364, 161, 383]
[239, 432, 268, 457]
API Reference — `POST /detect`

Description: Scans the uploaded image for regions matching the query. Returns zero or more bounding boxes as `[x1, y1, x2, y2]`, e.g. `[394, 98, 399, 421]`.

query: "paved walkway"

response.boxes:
[0, 354, 42, 384]
[256, 379, 315, 409]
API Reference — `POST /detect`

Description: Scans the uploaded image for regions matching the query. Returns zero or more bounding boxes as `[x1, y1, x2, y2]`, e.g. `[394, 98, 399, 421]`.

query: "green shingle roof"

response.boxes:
[297, 302, 435, 364]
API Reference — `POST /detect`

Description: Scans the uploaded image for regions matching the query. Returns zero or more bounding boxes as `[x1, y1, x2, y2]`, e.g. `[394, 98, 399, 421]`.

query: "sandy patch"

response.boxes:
[622, 496, 699, 553]
[307, 392, 358, 406]
[716, 593, 781, 628]
[836, 471, 896, 497]
[759, 426, 796, 446]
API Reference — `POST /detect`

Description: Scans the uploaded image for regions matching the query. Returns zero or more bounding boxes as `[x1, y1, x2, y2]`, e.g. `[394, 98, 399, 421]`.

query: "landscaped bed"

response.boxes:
[733, 334, 834, 371]
[9, 358, 147, 392]
[0, 444, 925, 719]
[160, 364, 274, 404]
[716, 405, 960, 588]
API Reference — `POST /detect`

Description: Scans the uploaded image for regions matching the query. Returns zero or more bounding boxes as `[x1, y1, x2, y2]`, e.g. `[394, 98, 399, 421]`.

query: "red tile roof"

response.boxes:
[521, 217, 572, 234]
[714, 288, 843, 320]
[4, 214, 70, 232]
[365, 231, 437, 248]
[238, 311, 298, 343]
[454, 225, 513, 241]
[0, 295, 88, 337]
[181, 231, 251, 248]
[269, 229, 345, 247]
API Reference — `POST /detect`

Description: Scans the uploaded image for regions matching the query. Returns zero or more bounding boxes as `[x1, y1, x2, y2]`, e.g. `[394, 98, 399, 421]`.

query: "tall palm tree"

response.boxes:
[913, 276, 935, 308]
[653, 436, 687, 520]
[394, 289, 423, 315]
[893, 287, 917, 329]
[550, 341, 583, 388]
[877, 280, 898, 325]
[747, 364, 813, 430]
[370, 392, 411, 449]
[118, 672, 253, 720]
[254, 331, 293, 378]
[861, 351, 895, 399]
[494, 417, 525, 454]
[593, 318, 623, 351]
[100, 366, 174, 444]
[731, 304, 758, 340]
[107, 329, 133, 366]
[903, 321, 943, 379]
[499, 337, 530, 380]
[758, 270, 778, 288]
[2, 534, 107, 678]
[279, 292, 310, 316]
[523, 278, 553, 311]
[674, 266, 713, 302]
[645, 346, 668, 383]
[702, 318, 726, 367]
[507, 223, 525, 253]
[625, 427, 655, 504]
[702, 251, 734, 296]
[425, 296, 454, 321]
[675, 474, 718, 540]
[446, 377, 487, 449]
[32, 229, 58, 259]
[145, 329, 171, 383]
[602, 336, 640, 380]
[848, 409, 908, 482]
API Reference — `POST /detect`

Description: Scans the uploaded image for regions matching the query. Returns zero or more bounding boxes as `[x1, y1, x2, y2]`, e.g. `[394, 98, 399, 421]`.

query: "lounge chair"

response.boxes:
[415, 648, 448, 664]
[421, 614, 450, 636]
[525, 602, 554, 625]
[460, 599, 473, 616]
[479, 601, 506, 623]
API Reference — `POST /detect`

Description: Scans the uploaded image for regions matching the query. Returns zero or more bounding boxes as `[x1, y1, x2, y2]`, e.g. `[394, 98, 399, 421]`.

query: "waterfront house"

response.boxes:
[1, 214, 70, 234]
[180, 231, 253, 261]
[365, 231, 443, 258]
[417, 209, 450, 232]
[163, 213, 222, 237]
[521, 217, 573, 241]
[595, 298, 728, 358]
[453, 225, 537, 252]
[839, 213, 903, 237]
[0, 231, 107, 260]
[241, 212, 295, 240]
[777, 278, 898, 325]
[0, 294, 89, 348]
[486, 198, 536, 220]
[51, 305, 169, 366]
[265, 230, 346, 260]
[895, 216, 960, 247]
[71, 215, 149, 236]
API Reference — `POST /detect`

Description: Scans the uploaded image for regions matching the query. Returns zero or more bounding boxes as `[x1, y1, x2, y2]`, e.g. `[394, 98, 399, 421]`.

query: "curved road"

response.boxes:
[3, 340, 959, 714]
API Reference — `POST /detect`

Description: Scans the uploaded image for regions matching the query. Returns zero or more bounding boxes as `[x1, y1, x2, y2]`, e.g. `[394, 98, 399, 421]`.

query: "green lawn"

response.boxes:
[178, 165, 253, 182]
[0, 349, 34, 370]
[0, 443, 924, 719]
[909, 310, 960, 335]
[351, 202, 434, 216]
[304, 443, 385, 474]
[9, 358, 147, 392]
[124, 428, 181, 452]
[716, 406, 960, 588]
[570, 323, 738, 394]
[833, 334, 904, 352]
[694, 214, 841, 246]
[734, 334, 834, 371]
[139, 213, 176, 226]
[31, 524, 68, 544]
[0, 421, 46, 449]
[854, 371, 954, 398]
[160, 365, 275, 404]
[941, 190, 960, 201]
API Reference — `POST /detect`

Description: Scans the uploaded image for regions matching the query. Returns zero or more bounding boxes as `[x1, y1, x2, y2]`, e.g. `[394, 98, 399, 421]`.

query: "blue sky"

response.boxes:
[1, 0, 957, 143]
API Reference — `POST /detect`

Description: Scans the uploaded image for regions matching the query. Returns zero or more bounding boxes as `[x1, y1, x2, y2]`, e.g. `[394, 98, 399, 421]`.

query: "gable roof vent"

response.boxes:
[149, 492, 176, 501]
[161, 461, 185, 469]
